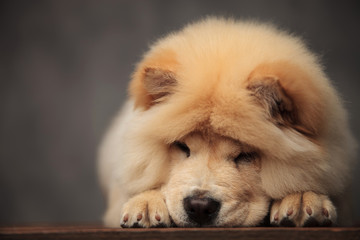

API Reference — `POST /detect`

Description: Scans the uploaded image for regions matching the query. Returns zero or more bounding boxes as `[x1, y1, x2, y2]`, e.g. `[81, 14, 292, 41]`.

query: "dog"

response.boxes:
[98, 17, 356, 228]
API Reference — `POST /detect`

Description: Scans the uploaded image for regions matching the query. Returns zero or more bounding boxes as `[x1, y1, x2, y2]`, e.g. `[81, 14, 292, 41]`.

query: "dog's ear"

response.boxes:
[246, 62, 325, 137]
[247, 76, 295, 126]
[129, 50, 178, 110]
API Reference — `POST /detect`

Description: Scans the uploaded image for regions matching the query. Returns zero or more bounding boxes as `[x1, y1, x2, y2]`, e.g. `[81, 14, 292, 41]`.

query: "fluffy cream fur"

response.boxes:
[98, 17, 356, 227]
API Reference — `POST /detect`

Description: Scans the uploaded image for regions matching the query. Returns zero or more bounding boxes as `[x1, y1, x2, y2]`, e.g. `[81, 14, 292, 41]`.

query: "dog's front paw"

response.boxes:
[270, 191, 336, 227]
[120, 190, 171, 228]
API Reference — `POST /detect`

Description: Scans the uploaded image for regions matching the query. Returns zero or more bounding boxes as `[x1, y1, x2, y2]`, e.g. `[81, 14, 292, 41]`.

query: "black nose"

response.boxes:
[183, 197, 221, 226]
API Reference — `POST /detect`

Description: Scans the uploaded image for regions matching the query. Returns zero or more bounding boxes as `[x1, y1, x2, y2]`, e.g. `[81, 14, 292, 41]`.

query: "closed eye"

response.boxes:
[173, 141, 190, 158]
[233, 152, 257, 164]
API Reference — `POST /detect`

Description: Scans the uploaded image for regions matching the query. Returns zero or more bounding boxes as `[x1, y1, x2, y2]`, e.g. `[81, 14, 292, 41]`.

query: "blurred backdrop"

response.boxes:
[0, 0, 359, 225]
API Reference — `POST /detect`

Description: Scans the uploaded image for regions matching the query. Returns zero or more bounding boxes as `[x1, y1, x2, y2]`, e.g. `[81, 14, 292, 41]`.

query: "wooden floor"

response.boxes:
[0, 225, 359, 240]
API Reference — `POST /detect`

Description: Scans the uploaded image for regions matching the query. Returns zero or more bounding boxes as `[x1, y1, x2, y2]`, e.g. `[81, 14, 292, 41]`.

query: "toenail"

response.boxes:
[322, 208, 329, 217]
[274, 212, 279, 221]
[123, 214, 129, 222]
[155, 214, 161, 222]
[306, 206, 312, 216]
[287, 208, 293, 216]
[137, 213, 142, 221]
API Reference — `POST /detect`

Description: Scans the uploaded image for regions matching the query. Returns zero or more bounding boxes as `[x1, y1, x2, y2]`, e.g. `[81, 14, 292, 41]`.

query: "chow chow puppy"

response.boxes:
[98, 18, 356, 228]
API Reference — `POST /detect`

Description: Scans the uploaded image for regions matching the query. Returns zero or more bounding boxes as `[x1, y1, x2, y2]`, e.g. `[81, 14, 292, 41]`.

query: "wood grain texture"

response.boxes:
[1, 226, 360, 240]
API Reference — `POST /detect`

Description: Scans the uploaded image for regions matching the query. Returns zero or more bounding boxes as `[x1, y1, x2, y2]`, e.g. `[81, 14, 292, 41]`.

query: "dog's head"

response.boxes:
[164, 132, 269, 227]
[125, 18, 352, 227]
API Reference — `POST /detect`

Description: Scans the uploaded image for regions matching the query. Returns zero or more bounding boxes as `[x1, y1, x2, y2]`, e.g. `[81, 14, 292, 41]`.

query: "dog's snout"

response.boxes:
[183, 197, 220, 225]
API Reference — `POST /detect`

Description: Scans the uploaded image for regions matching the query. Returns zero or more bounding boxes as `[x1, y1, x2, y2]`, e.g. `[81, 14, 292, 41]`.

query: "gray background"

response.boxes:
[1, 0, 359, 225]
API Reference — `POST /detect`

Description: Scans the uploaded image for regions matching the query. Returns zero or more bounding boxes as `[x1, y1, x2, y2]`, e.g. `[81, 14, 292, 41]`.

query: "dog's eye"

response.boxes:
[174, 141, 190, 157]
[233, 152, 257, 164]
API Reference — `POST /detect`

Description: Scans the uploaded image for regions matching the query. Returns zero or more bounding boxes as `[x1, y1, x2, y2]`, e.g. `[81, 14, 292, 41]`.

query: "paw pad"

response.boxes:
[280, 217, 296, 227]
[303, 217, 320, 227]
